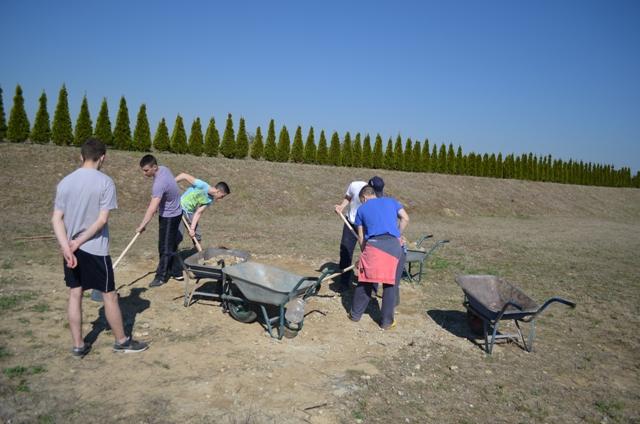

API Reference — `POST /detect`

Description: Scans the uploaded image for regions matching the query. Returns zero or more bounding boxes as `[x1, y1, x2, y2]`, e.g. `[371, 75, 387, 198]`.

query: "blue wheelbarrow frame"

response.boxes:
[403, 234, 449, 283]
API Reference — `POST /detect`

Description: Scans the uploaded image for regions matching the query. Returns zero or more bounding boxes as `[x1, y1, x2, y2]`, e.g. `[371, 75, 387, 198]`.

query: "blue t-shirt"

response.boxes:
[180, 179, 213, 213]
[354, 197, 403, 240]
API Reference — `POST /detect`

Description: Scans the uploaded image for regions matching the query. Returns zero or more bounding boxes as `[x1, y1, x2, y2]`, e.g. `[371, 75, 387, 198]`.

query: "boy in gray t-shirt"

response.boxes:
[52, 138, 148, 358]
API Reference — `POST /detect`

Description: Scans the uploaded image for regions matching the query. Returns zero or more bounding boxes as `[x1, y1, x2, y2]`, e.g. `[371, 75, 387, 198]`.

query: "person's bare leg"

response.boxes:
[68, 287, 84, 347]
[102, 291, 127, 343]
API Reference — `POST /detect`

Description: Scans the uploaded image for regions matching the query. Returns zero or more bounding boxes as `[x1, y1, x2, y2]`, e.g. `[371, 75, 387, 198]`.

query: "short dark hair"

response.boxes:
[81, 138, 106, 162]
[139, 154, 157, 168]
[359, 185, 375, 199]
[215, 181, 230, 195]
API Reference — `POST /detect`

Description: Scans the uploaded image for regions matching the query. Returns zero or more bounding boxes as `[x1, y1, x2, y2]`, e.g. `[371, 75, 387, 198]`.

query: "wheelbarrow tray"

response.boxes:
[455, 274, 539, 321]
[184, 247, 250, 280]
[222, 261, 317, 306]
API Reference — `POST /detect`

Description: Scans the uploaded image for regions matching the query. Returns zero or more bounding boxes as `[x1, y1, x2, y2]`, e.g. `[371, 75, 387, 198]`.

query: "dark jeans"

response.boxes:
[156, 214, 183, 282]
[339, 222, 358, 286]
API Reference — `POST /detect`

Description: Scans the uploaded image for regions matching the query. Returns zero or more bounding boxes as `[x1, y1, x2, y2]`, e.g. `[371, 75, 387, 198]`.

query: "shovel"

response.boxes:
[181, 215, 203, 252]
[91, 232, 141, 302]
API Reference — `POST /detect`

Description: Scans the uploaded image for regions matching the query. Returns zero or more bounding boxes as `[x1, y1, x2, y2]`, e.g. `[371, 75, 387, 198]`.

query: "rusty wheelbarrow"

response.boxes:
[455, 275, 576, 354]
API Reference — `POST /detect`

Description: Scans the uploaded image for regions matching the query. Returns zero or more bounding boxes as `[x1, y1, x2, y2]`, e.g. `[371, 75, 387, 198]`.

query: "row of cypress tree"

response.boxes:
[1, 84, 638, 188]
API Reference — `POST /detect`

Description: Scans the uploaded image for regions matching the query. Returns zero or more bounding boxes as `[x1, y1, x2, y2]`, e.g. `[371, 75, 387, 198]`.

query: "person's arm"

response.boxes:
[68, 209, 110, 252]
[397, 208, 409, 245]
[334, 196, 351, 215]
[357, 225, 365, 249]
[188, 204, 208, 237]
[52, 209, 77, 268]
[136, 197, 162, 233]
[175, 173, 196, 186]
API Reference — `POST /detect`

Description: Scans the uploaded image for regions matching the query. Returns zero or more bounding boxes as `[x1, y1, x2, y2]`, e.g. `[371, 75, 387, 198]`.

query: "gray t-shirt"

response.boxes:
[54, 168, 118, 256]
[152, 166, 182, 218]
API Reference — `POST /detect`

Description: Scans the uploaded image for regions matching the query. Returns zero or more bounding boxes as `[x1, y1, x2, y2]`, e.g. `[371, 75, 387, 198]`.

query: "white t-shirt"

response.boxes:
[344, 181, 367, 223]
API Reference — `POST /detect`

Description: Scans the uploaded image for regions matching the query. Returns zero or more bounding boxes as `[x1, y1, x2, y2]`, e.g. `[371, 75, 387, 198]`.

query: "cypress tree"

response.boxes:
[372, 134, 384, 169]
[329, 131, 341, 166]
[341, 132, 353, 167]
[316, 130, 329, 165]
[422, 139, 431, 172]
[446, 143, 455, 174]
[276, 125, 291, 162]
[456, 146, 464, 175]
[431, 144, 438, 172]
[303, 126, 316, 164]
[481, 153, 489, 177]
[352, 133, 362, 167]
[153, 118, 170, 152]
[383, 137, 394, 170]
[393, 135, 404, 170]
[250, 126, 264, 160]
[113, 96, 132, 150]
[52, 85, 73, 146]
[73, 95, 93, 146]
[290, 126, 304, 163]
[411, 141, 421, 173]
[132, 104, 152, 151]
[264, 119, 277, 161]
[7, 85, 30, 142]
[188, 117, 204, 156]
[235, 117, 249, 158]
[488, 153, 497, 177]
[403, 138, 413, 171]
[170, 115, 188, 154]
[203, 117, 220, 156]
[220, 113, 236, 158]
[439, 144, 447, 173]
[362, 134, 373, 168]
[0, 86, 7, 141]
[94, 98, 112, 145]
[31, 91, 51, 144]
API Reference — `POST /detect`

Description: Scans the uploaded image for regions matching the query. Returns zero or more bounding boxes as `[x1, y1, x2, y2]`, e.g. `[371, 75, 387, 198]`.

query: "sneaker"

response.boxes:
[113, 337, 149, 353]
[381, 319, 397, 331]
[71, 343, 91, 358]
[149, 278, 166, 287]
[172, 274, 184, 281]
[348, 312, 360, 322]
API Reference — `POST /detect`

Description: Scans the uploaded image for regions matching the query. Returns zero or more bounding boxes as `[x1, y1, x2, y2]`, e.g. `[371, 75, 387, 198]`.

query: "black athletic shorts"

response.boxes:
[63, 249, 116, 292]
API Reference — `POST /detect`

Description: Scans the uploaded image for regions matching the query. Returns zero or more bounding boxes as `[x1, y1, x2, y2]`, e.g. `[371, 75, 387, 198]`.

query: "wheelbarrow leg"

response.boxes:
[489, 319, 502, 354]
[183, 273, 191, 307]
[483, 319, 490, 354]
[259, 304, 275, 338]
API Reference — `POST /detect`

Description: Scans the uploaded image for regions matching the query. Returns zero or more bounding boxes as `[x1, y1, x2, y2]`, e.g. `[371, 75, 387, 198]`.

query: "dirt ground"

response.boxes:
[1, 143, 639, 423]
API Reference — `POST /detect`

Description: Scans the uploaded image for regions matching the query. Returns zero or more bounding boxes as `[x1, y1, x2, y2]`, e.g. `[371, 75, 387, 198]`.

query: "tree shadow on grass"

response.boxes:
[84, 288, 151, 345]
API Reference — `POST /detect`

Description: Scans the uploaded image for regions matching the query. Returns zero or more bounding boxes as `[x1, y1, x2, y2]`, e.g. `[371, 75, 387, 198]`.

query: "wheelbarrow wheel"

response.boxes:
[226, 287, 258, 323]
[466, 310, 484, 336]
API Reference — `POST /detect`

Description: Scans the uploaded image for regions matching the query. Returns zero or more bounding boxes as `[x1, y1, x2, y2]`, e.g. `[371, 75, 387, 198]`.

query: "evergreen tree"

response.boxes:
[250, 126, 264, 160]
[352, 133, 362, 167]
[7, 85, 30, 142]
[431, 144, 438, 172]
[393, 135, 403, 170]
[411, 141, 421, 172]
[316, 130, 329, 165]
[0, 86, 6, 141]
[403, 138, 413, 171]
[276, 125, 291, 162]
[113, 96, 132, 150]
[153, 118, 171, 152]
[371, 134, 384, 169]
[52, 84, 73, 146]
[422, 139, 431, 172]
[328, 131, 341, 166]
[170, 115, 188, 154]
[73, 95, 93, 146]
[341, 132, 353, 167]
[456, 146, 464, 175]
[383, 137, 394, 170]
[362, 134, 373, 168]
[220, 113, 236, 158]
[290, 125, 304, 162]
[488, 153, 497, 177]
[94, 98, 112, 145]
[235, 117, 249, 158]
[447, 143, 456, 174]
[439, 144, 447, 173]
[303, 126, 316, 164]
[264, 119, 277, 161]
[496, 153, 504, 178]
[203, 117, 220, 156]
[481, 153, 489, 177]
[132, 104, 152, 151]
[188, 117, 204, 156]
[31, 91, 51, 144]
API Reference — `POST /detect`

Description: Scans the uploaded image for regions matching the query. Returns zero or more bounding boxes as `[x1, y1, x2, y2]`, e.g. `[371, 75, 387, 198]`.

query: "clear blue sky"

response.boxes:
[2, 0, 639, 172]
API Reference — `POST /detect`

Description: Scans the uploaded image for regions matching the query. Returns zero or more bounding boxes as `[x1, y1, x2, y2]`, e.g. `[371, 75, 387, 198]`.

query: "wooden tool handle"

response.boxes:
[113, 232, 141, 270]
[181, 215, 203, 252]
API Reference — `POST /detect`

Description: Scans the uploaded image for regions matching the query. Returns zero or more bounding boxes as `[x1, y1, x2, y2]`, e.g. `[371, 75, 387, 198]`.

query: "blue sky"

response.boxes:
[2, 0, 639, 172]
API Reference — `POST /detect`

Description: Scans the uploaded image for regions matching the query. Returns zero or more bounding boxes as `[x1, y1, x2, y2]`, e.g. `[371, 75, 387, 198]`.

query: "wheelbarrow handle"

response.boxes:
[425, 239, 450, 255]
[416, 234, 433, 248]
[535, 297, 576, 316]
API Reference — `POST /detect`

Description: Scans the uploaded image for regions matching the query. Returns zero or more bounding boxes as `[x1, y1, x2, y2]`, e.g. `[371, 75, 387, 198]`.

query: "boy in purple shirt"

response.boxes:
[136, 155, 184, 287]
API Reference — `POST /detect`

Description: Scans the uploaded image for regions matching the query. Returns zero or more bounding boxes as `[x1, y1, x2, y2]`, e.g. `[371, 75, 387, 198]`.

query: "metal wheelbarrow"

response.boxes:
[455, 274, 576, 354]
[180, 247, 251, 307]
[222, 261, 334, 339]
[403, 234, 449, 283]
